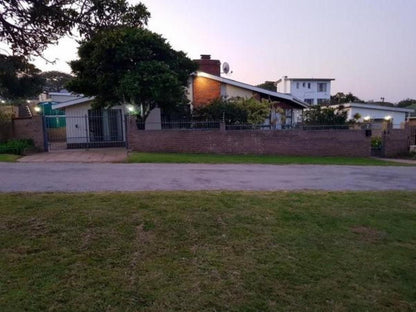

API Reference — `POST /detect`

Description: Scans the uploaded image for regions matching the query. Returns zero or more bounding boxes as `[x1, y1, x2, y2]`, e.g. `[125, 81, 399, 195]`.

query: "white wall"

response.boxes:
[289, 80, 331, 105]
[223, 84, 253, 98]
[64, 102, 91, 144]
[348, 107, 407, 129]
[64, 102, 126, 143]
[145, 108, 162, 130]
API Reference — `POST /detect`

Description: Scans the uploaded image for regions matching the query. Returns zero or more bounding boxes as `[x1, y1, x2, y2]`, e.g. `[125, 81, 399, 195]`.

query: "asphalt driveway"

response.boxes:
[1, 163, 415, 192]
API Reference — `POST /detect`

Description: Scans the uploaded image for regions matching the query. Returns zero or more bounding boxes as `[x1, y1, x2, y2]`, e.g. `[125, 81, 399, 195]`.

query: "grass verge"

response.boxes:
[128, 152, 406, 166]
[0, 154, 20, 162]
[1, 191, 416, 311]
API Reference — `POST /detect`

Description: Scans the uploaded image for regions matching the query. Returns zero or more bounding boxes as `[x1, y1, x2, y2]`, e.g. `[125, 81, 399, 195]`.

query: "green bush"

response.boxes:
[304, 105, 348, 125]
[0, 139, 34, 155]
[371, 136, 383, 149]
[193, 97, 270, 125]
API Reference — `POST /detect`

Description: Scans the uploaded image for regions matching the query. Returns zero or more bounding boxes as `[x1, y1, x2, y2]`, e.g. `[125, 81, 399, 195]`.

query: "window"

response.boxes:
[296, 82, 299, 89]
[308, 83, 311, 89]
[305, 99, 314, 105]
[302, 82, 305, 87]
[318, 83, 327, 92]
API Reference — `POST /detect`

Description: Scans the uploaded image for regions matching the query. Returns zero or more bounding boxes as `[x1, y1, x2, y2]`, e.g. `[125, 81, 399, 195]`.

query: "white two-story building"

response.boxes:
[276, 76, 334, 105]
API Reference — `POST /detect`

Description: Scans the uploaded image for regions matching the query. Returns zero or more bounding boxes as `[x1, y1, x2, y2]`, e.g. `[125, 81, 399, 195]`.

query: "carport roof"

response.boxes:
[52, 96, 95, 110]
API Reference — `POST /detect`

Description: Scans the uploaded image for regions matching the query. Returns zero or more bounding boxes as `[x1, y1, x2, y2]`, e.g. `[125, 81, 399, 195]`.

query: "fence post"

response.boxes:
[220, 121, 226, 131]
[124, 114, 129, 150]
[42, 115, 48, 152]
[84, 114, 89, 149]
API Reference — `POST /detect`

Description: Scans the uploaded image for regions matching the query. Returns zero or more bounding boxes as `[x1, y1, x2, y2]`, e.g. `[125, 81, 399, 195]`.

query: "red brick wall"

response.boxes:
[192, 76, 221, 108]
[0, 124, 12, 142]
[408, 119, 416, 127]
[128, 118, 371, 157]
[195, 56, 221, 76]
[383, 128, 413, 157]
[12, 116, 45, 150]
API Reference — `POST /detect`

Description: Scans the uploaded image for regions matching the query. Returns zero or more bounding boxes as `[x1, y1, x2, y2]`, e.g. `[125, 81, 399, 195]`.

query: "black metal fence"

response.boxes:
[137, 120, 221, 130]
[136, 120, 373, 131]
[44, 111, 126, 151]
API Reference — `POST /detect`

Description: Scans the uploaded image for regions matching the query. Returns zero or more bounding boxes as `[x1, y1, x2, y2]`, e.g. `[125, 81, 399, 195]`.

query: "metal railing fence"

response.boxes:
[136, 120, 376, 131]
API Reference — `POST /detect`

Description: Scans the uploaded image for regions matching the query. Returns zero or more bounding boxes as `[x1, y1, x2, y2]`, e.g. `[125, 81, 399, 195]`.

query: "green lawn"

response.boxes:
[128, 152, 406, 166]
[0, 154, 20, 162]
[1, 191, 416, 311]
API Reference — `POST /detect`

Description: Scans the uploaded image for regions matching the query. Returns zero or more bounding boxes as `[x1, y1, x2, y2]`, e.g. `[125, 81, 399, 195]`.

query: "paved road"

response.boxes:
[1, 163, 416, 192]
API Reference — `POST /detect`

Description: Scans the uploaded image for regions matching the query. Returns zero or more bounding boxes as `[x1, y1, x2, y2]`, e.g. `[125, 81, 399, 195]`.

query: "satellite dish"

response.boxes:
[222, 62, 230, 74]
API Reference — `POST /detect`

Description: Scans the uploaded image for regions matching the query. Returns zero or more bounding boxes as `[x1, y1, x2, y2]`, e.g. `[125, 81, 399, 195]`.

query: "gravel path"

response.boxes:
[1, 163, 416, 192]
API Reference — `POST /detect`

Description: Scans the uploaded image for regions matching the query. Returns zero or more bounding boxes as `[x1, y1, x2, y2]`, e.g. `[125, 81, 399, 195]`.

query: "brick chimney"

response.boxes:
[194, 54, 221, 76]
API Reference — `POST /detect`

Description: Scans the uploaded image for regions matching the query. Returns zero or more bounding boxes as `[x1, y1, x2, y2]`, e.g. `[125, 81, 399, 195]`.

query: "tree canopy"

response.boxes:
[397, 98, 416, 108]
[193, 97, 270, 125]
[0, 0, 150, 58]
[256, 81, 276, 92]
[67, 27, 197, 117]
[39, 71, 73, 92]
[303, 105, 348, 125]
[0, 54, 44, 100]
[330, 92, 361, 104]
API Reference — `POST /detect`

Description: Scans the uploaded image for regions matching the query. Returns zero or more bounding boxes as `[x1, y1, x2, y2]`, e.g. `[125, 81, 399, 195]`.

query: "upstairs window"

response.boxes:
[305, 99, 314, 104]
[296, 82, 299, 89]
[318, 83, 327, 92]
[308, 83, 311, 89]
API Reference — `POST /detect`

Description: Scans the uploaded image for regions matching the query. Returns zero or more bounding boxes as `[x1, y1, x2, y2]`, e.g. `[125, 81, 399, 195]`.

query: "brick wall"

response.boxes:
[383, 127, 414, 157]
[128, 118, 371, 157]
[0, 123, 12, 142]
[194, 55, 221, 76]
[12, 116, 45, 150]
[192, 76, 221, 108]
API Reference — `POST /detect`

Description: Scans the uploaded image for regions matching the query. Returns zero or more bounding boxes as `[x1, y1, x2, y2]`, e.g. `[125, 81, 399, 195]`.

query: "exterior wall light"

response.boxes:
[384, 115, 392, 121]
[34, 106, 41, 113]
[363, 116, 371, 121]
[126, 105, 136, 114]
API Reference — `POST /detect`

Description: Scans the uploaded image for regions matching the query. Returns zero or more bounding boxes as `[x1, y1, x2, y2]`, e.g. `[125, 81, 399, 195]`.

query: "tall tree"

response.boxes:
[256, 81, 276, 92]
[397, 98, 416, 108]
[330, 92, 361, 104]
[0, 54, 44, 99]
[0, 0, 150, 58]
[67, 27, 197, 119]
[40, 71, 73, 92]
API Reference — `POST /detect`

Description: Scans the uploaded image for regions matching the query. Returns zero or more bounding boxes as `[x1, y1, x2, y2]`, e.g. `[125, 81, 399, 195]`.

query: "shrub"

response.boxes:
[0, 139, 34, 155]
[371, 137, 383, 149]
[304, 105, 348, 126]
[193, 97, 270, 125]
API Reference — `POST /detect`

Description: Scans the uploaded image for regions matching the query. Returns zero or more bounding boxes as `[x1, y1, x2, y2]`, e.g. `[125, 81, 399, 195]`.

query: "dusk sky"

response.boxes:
[33, 0, 416, 103]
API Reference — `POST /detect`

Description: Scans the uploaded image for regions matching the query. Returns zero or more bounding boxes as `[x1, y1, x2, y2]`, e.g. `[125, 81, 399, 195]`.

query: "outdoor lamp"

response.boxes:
[384, 115, 392, 121]
[363, 116, 371, 121]
[34, 106, 41, 113]
[127, 105, 136, 113]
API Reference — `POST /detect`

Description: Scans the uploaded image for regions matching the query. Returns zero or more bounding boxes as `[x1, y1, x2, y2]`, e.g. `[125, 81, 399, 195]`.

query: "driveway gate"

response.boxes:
[43, 109, 127, 151]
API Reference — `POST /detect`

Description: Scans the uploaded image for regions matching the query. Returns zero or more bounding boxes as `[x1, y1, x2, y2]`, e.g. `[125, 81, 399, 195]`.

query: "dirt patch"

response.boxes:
[351, 226, 387, 243]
